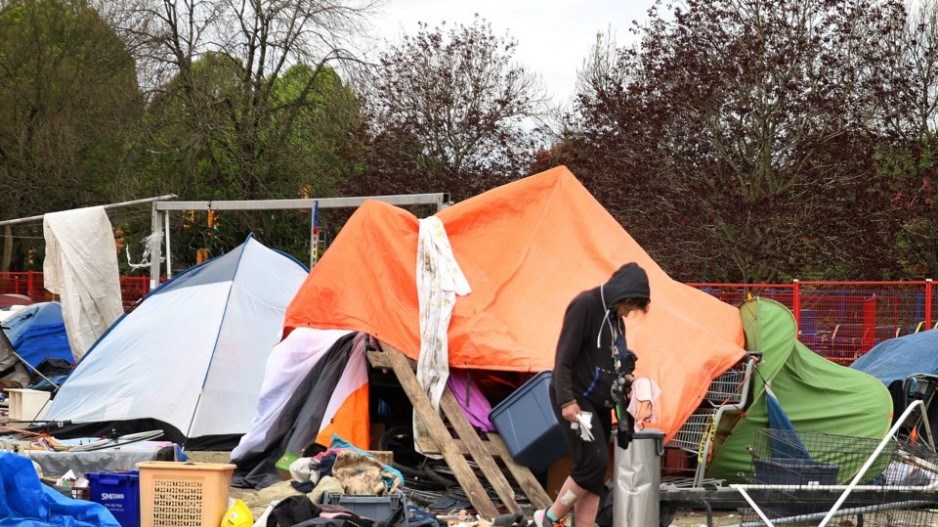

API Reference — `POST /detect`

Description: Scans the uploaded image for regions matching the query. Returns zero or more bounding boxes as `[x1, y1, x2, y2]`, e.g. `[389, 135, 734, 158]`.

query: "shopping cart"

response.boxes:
[666, 353, 760, 488]
[733, 400, 938, 527]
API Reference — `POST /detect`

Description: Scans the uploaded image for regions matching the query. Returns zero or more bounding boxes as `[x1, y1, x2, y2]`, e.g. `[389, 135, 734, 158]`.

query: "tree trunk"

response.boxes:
[1, 225, 12, 272]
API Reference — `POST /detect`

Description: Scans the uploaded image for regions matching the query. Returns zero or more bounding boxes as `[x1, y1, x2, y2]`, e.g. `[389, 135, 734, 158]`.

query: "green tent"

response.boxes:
[706, 298, 892, 482]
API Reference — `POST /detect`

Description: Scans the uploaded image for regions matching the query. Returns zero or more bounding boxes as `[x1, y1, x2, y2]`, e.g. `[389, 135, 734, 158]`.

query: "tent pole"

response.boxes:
[8, 347, 59, 391]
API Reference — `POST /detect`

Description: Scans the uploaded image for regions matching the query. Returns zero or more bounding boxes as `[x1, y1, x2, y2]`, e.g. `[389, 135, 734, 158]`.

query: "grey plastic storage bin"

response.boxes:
[324, 492, 405, 524]
[488, 370, 566, 472]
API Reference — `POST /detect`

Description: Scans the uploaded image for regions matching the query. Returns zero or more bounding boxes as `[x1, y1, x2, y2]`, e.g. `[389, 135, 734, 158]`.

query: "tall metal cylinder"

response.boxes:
[613, 428, 665, 527]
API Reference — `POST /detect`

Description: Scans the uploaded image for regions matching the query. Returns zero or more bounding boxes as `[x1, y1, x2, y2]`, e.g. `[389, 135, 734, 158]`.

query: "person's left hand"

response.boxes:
[561, 401, 582, 423]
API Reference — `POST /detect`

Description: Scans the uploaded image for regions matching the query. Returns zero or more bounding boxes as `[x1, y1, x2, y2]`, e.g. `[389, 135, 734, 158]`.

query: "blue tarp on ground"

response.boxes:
[2, 302, 71, 368]
[0, 452, 119, 527]
[851, 330, 938, 386]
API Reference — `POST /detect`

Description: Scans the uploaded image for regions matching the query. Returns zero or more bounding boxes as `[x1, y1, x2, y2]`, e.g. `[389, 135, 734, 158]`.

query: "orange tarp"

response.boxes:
[285, 166, 745, 439]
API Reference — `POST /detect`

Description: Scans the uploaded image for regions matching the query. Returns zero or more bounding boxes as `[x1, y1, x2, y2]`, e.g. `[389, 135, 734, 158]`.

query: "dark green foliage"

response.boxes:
[0, 0, 142, 270]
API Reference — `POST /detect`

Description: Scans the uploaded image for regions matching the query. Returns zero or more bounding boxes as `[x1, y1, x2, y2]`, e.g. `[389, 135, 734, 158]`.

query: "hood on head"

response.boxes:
[603, 262, 650, 309]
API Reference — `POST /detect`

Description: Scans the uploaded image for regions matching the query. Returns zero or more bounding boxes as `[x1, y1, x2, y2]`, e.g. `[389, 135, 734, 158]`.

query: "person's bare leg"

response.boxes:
[546, 477, 588, 521]
[572, 491, 600, 527]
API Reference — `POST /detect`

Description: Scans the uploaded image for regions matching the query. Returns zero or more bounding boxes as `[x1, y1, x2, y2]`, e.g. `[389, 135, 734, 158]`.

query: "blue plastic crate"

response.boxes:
[488, 370, 566, 472]
[87, 470, 140, 527]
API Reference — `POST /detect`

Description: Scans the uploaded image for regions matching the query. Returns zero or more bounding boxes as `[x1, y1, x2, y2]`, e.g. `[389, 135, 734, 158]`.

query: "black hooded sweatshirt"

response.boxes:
[553, 263, 650, 409]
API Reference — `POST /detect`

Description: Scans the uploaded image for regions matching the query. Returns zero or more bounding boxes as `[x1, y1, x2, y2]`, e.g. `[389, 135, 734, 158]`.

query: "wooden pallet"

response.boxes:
[367, 342, 552, 519]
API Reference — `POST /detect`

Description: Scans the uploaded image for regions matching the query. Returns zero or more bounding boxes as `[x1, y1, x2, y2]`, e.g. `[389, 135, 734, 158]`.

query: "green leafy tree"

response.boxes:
[0, 0, 142, 270]
[110, 0, 375, 198]
[105, 0, 374, 268]
[135, 55, 365, 269]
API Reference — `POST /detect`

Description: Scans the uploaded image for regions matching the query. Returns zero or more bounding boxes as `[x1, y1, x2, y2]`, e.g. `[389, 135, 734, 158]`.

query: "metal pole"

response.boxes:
[149, 204, 163, 292]
[0, 195, 178, 227]
[310, 200, 320, 267]
[733, 486, 776, 527]
[8, 347, 59, 391]
[792, 279, 801, 331]
[736, 499, 934, 527]
[154, 193, 448, 212]
[164, 211, 172, 280]
[926, 278, 933, 329]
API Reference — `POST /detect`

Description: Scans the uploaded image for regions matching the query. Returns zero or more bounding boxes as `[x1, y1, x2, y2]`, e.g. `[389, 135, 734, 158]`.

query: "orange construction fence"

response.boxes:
[689, 281, 936, 365]
[0, 272, 934, 366]
[0, 271, 151, 312]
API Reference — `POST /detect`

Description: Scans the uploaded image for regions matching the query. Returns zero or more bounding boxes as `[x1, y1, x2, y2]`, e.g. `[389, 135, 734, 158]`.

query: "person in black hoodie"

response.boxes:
[534, 263, 650, 527]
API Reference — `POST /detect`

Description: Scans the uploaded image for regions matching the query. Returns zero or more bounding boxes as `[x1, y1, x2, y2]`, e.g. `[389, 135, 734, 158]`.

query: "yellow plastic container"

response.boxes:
[136, 461, 235, 527]
[221, 498, 253, 527]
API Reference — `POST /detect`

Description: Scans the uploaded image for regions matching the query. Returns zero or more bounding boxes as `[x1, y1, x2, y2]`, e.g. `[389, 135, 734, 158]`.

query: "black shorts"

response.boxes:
[549, 385, 612, 495]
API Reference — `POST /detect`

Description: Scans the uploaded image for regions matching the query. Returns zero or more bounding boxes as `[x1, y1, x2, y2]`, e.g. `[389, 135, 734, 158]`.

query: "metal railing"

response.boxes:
[689, 280, 935, 365]
[0, 272, 151, 311]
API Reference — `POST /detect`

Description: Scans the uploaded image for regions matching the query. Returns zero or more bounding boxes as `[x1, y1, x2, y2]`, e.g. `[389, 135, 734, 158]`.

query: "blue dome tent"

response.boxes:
[1, 302, 72, 368]
[45, 236, 309, 449]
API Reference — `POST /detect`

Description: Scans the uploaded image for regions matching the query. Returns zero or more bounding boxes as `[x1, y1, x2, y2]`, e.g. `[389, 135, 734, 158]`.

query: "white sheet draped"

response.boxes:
[43, 207, 123, 361]
[414, 217, 471, 452]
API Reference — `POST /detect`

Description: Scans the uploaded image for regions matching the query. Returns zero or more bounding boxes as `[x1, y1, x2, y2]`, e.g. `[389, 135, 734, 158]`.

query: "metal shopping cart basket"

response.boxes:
[732, 401, 938, 527]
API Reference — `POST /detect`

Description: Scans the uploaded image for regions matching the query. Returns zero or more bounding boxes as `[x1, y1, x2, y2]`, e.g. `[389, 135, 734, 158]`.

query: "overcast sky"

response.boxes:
[367, 0, 657, 106]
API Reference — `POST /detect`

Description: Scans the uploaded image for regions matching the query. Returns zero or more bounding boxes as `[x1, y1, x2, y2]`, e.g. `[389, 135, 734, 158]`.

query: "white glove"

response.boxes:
[572, 411, 594, 442]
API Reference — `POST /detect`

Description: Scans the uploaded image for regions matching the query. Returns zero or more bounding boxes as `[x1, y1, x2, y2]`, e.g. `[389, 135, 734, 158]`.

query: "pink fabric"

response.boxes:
[447, 370, 496, 432]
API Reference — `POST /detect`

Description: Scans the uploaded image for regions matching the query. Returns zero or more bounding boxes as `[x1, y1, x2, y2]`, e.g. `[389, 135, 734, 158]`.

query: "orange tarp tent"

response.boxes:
[285, 166, 746, 439]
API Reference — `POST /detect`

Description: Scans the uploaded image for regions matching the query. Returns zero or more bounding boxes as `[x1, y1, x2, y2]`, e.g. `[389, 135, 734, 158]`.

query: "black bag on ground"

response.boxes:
[268, 496, 321, 527]
[293, 519, 374, 527]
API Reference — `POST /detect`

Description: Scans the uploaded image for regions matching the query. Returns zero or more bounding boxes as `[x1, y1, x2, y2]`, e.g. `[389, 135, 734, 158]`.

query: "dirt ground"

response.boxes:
[185, 450, 233, 465]
[669, 509, 741, 526]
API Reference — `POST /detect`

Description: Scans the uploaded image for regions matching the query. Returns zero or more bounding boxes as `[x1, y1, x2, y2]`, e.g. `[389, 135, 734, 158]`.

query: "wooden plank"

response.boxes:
[413, 432, 473, 454]
[440, 388, 522, 514]
[369, 347, 554, 510]
[414, 433, 442, 454]
[370, 350, 454, 455]
[366, 350, 393, 369]
[378, 343, 500, 519]
[487, 433, 553, 510]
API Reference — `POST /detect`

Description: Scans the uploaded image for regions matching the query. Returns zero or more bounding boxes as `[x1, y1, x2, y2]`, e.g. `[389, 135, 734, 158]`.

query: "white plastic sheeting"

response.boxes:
[231, 327, 353, 460]
[45, 237, 308, 441]
[42, 207, 123, 361]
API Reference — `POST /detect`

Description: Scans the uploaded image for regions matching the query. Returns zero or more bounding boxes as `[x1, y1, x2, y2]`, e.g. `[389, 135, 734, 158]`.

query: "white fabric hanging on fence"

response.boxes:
[43, 206, 124, 361]
[414, 216, 471, 453]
